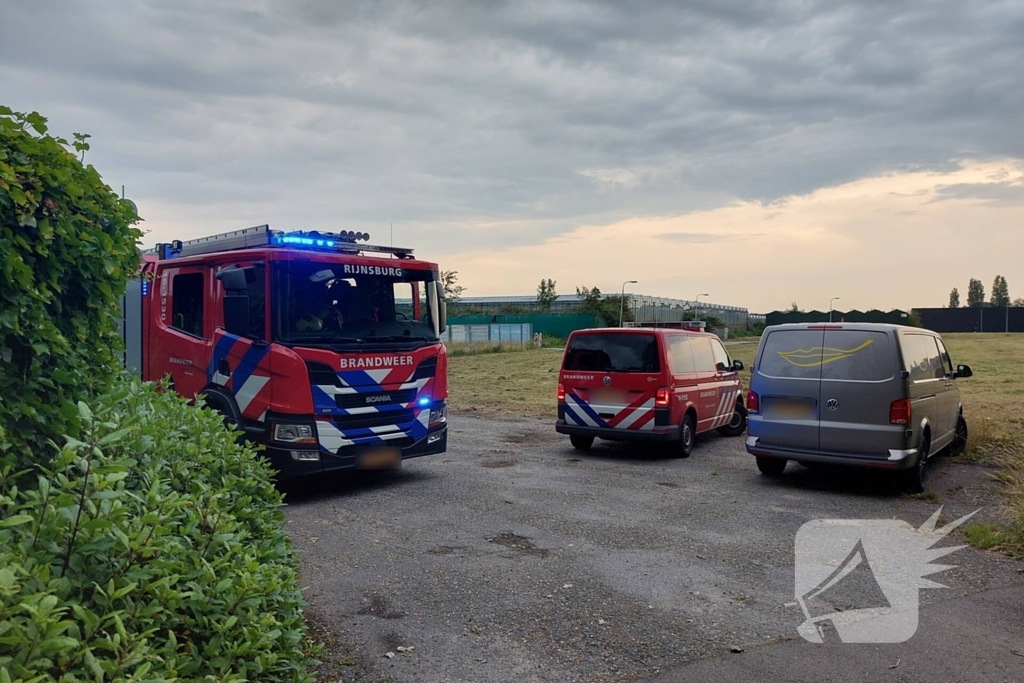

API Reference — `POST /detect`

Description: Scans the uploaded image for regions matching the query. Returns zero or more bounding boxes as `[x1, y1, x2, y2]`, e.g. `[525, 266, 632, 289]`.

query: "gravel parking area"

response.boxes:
[285, 414, 1024, 682]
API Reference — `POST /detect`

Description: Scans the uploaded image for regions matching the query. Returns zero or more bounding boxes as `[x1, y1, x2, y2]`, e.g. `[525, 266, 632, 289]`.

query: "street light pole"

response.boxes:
[829, 297, 841, 323]
[620, 280, 637, 327]
[695, 293, 709, 321]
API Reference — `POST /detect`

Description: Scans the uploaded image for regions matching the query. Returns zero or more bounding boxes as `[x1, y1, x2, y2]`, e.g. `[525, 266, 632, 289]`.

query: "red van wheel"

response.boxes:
[672, 414, 696, 459]
[717, 403, 748, 437]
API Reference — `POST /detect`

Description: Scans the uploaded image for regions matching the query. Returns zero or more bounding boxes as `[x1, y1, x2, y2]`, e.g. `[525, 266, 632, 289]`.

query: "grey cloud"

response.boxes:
[1, 0, 1022, 252]
[655, 232, 766, 244]
[931, 182, 1024, 205]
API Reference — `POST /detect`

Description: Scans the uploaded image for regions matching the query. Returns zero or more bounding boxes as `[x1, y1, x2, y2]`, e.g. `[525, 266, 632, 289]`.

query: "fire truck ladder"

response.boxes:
[152, 225, 414, 260]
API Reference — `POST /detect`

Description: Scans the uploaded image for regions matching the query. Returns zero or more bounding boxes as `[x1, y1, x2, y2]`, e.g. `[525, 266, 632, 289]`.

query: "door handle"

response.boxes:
[218, 359, 231, 377]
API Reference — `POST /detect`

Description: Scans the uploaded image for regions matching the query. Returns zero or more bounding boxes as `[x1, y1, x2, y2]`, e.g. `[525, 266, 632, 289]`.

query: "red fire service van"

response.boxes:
[120, 225, 449, 479]
[556, 327, 747, 457]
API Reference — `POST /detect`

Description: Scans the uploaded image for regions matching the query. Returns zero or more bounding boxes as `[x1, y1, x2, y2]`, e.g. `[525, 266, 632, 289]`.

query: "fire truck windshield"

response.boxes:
[274, 261, 440, 346]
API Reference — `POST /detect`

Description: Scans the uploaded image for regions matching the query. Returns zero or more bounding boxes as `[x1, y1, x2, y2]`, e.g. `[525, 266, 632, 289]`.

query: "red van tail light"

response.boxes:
[747, 391, 760, 414]
[890, 399, 912, 425]
[557, 383, 566, 403]
[655, 387, 670, 408]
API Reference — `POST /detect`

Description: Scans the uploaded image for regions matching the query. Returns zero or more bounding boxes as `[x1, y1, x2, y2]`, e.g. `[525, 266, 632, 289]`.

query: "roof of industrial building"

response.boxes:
[455, 294, 747, 312]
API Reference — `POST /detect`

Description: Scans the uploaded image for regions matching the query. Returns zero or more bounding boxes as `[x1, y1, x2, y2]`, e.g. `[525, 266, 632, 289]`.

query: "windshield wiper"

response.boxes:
[367, 335, 434, 342]
[327, 339, 368, 348]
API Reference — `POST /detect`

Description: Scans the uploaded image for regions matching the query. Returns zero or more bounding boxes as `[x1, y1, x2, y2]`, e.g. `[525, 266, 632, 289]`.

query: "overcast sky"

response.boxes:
[3, 0, 1022, 311]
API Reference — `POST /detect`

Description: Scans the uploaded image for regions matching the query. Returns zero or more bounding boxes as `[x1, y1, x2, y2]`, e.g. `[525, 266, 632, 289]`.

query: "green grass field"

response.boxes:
[448, 334, 1021, 446]
[448, 334, 1024, 553]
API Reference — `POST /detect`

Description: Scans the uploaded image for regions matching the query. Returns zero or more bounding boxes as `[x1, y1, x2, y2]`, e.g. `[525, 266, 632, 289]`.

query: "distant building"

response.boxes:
[451, 294, 750, 328]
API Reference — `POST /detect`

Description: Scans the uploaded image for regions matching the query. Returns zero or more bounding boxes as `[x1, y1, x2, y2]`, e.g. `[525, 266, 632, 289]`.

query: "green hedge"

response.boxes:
[0, 107, 141, 462]
[0, 380, 314, 682]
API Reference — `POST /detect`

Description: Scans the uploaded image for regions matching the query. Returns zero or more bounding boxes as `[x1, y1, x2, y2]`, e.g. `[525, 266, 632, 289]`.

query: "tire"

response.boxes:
[672, 413, 696, 459]
[201, 391, 242, 436]
[756, 456, 787, 476]
[570, 434, 595, 451]
[717, 403, 748, 437]
[902, 436, 930, 494]
[950, 415, 968, 457]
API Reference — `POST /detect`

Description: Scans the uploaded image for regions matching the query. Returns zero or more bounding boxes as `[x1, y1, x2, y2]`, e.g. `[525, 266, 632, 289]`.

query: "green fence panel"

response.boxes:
[447, 313, 604, 339]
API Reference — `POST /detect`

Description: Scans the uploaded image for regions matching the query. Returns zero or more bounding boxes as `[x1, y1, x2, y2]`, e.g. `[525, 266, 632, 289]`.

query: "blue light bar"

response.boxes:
[418, 397, 431, 407]
[271, 230, 366, 250]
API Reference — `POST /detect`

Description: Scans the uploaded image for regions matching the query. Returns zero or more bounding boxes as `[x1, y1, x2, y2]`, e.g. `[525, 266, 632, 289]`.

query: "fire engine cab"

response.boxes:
[121, 225, 449, 479]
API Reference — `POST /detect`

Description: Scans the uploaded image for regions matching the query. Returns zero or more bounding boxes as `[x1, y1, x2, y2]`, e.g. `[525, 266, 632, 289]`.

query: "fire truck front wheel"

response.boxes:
[201, 389, 244, 441]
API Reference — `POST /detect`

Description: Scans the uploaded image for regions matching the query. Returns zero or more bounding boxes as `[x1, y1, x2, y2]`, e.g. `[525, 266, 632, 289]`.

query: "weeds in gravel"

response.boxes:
[988, 440, 1024, 557]
[962, 523, 1006, 550]
[906, 491, 940, 503]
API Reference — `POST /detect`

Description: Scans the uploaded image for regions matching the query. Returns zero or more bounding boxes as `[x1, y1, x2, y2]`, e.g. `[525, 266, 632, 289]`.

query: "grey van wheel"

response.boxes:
[902, 438, 930, 494]
[570, 434, 594, 451]
[673, 414, 696, 459]
[950, 416, 968, 456]
[717, 403, 748, 437]
[756, 456, 786, 476]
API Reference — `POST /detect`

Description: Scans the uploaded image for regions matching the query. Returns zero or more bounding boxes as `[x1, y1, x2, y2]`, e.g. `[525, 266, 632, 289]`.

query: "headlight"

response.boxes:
[429, 404, 447, 426]
[272, 423, 317, 445]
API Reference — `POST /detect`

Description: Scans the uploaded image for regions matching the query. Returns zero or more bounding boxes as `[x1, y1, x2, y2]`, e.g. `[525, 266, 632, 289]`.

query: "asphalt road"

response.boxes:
[284, 414, 1024, 683]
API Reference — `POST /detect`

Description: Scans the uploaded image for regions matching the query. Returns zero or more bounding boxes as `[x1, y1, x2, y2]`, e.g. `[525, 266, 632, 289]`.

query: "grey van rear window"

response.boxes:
[759, 329, 893, 381]
[564, 334, 661, 373]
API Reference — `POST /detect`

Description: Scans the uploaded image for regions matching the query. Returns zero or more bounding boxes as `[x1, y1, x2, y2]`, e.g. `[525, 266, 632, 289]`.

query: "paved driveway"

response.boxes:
[285, 414, 1024, 682]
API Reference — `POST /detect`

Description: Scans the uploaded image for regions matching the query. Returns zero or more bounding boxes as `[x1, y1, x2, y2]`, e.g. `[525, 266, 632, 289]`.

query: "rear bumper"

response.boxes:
[266, 424, 448, 480]
[556, 421, 680, 443]
[745, 436, 918, 470]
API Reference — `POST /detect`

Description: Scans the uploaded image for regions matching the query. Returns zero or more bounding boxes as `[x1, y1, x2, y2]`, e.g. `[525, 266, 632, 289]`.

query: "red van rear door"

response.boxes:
[560, 332, 663, 431]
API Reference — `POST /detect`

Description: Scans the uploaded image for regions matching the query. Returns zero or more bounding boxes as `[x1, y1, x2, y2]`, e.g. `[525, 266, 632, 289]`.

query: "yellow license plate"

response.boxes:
[359, 447, 401, 470]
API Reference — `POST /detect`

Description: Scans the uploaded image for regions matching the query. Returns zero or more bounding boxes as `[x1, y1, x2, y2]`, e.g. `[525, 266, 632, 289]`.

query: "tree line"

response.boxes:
[948, 275, 1023, 308]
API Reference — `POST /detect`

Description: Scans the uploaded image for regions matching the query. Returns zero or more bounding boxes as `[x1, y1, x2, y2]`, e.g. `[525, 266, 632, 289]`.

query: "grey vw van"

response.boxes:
[745, 324, 972, 492]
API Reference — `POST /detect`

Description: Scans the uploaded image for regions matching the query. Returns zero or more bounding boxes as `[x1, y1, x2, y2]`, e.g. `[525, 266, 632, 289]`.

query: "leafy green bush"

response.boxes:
[0, 380, 313, 682]
[0, 107, 141, 462]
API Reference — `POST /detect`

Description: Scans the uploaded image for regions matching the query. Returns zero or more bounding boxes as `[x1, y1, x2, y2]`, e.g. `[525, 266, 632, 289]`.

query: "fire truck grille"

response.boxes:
[305, 361, 339, 387]
[332, 409, 416, 430]
[411, 356, 437, 380]
[335, 389, 418, 410]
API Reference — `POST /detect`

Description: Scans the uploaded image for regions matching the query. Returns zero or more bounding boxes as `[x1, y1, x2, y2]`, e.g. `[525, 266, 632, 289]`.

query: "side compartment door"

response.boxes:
[710, 337, 742, 429]
[689, 337, 720, 433]
[150, 266, 213, 400]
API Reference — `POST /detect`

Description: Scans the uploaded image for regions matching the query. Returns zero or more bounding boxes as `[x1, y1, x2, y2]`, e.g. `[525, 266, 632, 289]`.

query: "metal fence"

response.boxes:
[443, 322, 535, 347]
[916, 307, 1024, 333]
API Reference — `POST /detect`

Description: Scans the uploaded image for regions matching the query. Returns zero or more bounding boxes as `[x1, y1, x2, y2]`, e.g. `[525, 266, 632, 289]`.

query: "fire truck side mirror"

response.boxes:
[217, 267, 248, 292]
[435, 281, 447, 333]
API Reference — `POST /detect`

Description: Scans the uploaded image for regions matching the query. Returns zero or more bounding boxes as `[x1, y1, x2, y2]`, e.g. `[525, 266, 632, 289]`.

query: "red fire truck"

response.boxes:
[121, 225, 449, 479]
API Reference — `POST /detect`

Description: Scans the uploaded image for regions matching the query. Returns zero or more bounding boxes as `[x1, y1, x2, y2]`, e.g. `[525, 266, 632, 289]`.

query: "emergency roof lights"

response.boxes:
[271, 230, 370, 249]
[153, 225, 415, 260]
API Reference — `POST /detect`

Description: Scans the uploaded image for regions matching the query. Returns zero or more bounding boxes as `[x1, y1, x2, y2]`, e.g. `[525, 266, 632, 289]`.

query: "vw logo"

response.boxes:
[603, 376, 612, 386]
[826, 398, 840, 411]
